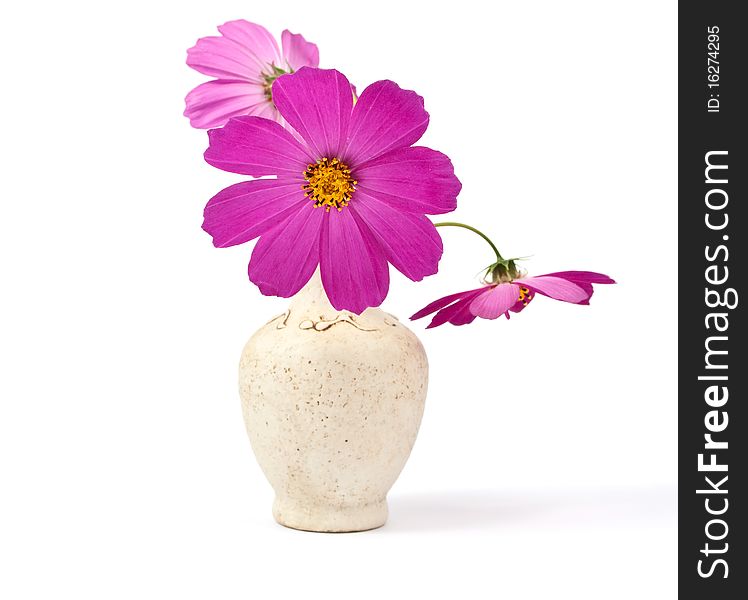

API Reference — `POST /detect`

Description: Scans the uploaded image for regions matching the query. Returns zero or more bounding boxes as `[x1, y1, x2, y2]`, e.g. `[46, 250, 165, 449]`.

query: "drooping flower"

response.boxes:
[184, 20, 319, 129]
[411, 270, 615, 328]
[202, 67, 461, 313]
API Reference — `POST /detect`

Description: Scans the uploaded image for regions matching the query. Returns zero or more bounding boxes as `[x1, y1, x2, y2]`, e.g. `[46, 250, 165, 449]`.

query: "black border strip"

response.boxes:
[679, 3, 745, 596]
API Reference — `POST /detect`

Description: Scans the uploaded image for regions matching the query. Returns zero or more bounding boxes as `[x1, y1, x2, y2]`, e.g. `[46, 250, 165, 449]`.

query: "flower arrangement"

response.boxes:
[184, 19, 616, 532]
[186, 19, 613, 323]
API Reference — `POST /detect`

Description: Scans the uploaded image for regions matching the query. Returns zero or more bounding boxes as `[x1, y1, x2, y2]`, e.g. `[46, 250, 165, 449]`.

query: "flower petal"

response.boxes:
[281, 30, 319, 71]
[449, 301, 482, 326]
[509, 293, 535, 313]
[271, 68, 353, 158]
[538, 272, 615, 303]
[216, 20, 280, 72]
[187, 20, 280, 80]
[351, 192, 442, 281]
[184, 80, 268, 129]
[470, 283, 521, 319]
[520, 276, 590, 304]
[320, 209, 389, 313]
[354, 147, 461, 215]
[344, 80, 429, 164]
[204, 115, 313, 177]
[543, 271, 616, 285]
[248, 204, 324, 297]
[426, 290, 485, 328]
[186, 39, 258, 81]
[410, 287, 484, 321]
[203, 179, 306, 248]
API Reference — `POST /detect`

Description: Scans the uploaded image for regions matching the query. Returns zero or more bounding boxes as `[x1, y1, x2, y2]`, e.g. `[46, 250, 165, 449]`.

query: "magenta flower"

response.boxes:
[184, 20, 319, 129]
[411, 271, 615, 328]
[202, 67, 461, 313]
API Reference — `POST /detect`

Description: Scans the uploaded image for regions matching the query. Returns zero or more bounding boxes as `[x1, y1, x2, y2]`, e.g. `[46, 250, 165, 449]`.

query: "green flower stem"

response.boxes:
[434, 222, 503, 261]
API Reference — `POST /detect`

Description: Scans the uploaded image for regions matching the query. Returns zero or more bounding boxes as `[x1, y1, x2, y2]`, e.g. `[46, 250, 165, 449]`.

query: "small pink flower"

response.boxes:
[411, 271, 615, 328]
[184, 20, 319, 129]
[202, 67, 461, 314]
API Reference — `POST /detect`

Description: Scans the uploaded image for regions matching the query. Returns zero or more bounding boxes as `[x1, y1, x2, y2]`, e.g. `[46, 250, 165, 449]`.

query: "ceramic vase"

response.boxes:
[239, 272, 428, 532]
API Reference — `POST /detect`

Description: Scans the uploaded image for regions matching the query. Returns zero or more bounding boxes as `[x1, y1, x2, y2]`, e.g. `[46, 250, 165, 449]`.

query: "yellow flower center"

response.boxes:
[303, 157, 357, 212]
[518, 286, 533, 306]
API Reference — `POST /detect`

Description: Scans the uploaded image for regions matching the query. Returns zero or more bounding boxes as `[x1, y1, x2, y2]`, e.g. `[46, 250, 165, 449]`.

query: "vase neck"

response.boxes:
[290, 270, 336, 313]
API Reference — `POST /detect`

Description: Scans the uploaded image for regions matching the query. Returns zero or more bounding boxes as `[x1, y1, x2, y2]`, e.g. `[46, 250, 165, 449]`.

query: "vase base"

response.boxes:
[272, 496, 388, 533]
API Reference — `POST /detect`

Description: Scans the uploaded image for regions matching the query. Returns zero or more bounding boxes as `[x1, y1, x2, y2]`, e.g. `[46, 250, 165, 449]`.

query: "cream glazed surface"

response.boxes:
[239, 271, 429, 532]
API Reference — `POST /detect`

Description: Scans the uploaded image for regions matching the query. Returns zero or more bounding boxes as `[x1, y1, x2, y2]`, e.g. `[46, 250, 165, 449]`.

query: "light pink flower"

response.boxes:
[184, 20, 319, 129]
[411, 271, 615, 328]
[202, 67, 461, 314]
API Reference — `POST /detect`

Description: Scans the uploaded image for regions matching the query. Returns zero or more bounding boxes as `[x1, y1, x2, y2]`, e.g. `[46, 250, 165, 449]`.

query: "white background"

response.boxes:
[0, 1, 677, 598]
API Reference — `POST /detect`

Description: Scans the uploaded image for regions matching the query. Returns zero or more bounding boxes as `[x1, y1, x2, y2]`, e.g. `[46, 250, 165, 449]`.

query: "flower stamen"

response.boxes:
[518, 286, 533, 306]
[302, 157, 357, 212]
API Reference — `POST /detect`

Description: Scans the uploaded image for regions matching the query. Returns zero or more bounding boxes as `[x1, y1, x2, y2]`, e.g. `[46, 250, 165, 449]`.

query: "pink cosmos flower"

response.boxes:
[411, 271, 615, 328]
[202, 67, 461, 313]
[184, 20, 319, 129]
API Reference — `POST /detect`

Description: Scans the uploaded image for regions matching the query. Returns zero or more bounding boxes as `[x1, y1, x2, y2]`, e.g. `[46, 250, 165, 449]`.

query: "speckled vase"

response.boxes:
[239, 271, 428, 532]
